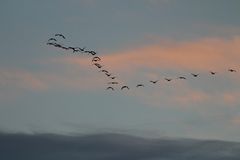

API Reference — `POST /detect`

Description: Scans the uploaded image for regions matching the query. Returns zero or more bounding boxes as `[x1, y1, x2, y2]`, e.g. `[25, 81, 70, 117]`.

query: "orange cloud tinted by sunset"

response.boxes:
[100, 36, 240, 72]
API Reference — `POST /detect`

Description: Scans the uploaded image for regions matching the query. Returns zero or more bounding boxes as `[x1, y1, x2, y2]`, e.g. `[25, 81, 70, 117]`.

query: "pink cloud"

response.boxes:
[0, 69, 47, 91]
[93, 36, 240, 74]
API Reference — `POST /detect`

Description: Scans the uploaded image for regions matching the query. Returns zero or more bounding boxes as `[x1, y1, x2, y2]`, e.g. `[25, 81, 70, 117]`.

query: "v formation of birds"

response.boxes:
[47, 34, 238, 91]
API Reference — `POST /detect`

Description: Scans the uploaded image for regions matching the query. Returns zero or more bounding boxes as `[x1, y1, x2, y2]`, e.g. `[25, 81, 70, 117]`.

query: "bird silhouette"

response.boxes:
[68, 47, 79, 53]
[108, 82, 118, 85]
[48, 38, 57, 42]
[55, 34, 65, 39]
[210, 71, 217, 75]
[191, 73, 199, 77]
[150, 80, 158, 84]
[165, 78, 172, 82]
[105, 73, 112, 77]
[228, 69, 237, 72]
[178, 76, 186, 80]
[100, 70, 109, 73]
[110, 76, 116, 80]
[121, 86, 130, 90]
[106, 87, 114, 90]
[93, 63, 103, 69]
[136, 84, 144, 87]
[46, 42, 57, 46]
[85, 50, 97, 55]
[92, 56, 101, 62]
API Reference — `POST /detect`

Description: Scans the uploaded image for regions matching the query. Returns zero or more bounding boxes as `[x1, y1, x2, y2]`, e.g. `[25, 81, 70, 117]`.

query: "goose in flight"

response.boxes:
[150, 80, 158, 84]
[108, 82, 118, 85]
[100, 69, 109, 73]
[210, 71, 217, 75]
[178, 76, 186, 80]
[165, 78, 172, 82]
[110, 76, 116, 80]
[105, 73, 112, 77]
[46, 42, 57, 46]
[68, 47, 79, 53]
[136, 84, 144, 87]
[93, 63, 103, 69]
[55, 34, 65, 39]
[85, 50, 97, 55]
[106, 87, 114, 90]
[92, 56, 101, 62]
[191, 73, 199, 77]
[228, 69, 237, 72]
[48, 38, 57, 42]
[121, 85, 130, 90]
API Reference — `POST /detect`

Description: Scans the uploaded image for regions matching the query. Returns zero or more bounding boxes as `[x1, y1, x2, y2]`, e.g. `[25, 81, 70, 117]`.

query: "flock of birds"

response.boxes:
[47, 34, 238, 91]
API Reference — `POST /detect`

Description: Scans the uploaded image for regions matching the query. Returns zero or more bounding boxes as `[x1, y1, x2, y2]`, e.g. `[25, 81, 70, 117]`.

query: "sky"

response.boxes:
[1, 0, 240, 143]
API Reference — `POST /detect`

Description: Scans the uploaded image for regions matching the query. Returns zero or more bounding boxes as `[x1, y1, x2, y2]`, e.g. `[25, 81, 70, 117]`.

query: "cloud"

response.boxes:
[100, 36, 240, 73]
[0, 69, 47, 91]
[0, 132, 240, 160]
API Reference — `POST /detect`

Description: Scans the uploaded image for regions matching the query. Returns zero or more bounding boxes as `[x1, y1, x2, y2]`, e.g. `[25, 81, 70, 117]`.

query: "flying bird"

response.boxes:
[210, 71, 217, 75]
[55, 34, 65, 39]
[228, 69, 237, 72]
[93, 63, 103, 69]
[191, 73, 199, 77]
[178, 76, 186, 80]
[108, 82, 118, 85]
[165, 78, 172, 82]
[46, 42, 57, 46]
[92, 56, 101, 62]
[48, 38, 57, 42]
[136, 84, 144, 87]
[106, 87, 114, 90]
[110, 76, 116, 80]
[150, 80, 158, 84]
[68, 47, 79, 53]
[121, 85, 130, 90]
[100, 70, 109, 73]
[105, 73, 112, 77]
[85, 50, 97, 55]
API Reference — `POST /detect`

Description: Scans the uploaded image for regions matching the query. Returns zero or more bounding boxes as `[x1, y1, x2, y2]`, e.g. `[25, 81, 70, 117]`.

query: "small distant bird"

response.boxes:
[165, 78, 172, 82]
[53, 43, 62, 48]
[46, 42, 57, 46]
[48, 38, 57, 42]
[178, 76, 186, 80]
[60, 46, 69, 50]
[136, 84, 144, 87]
[210, 71, 217, 75]
[121, 86, 129, 90]
[55, 34, 65, 39]
[105, 73, 112, 77]
[150, 80, 158, 84]
[228, 69, 237, 72]
[85, 50, 97, 55]
[100, 70, 109, 73]
[106, 87, 114, 90]
[93, 63, 103, 69]
[108, 82, 118, 85]
[68, 47, 79, 53]
[191, 73, 199, 77]
[110, 76, 116, 80]
[92, 56, 101, 62]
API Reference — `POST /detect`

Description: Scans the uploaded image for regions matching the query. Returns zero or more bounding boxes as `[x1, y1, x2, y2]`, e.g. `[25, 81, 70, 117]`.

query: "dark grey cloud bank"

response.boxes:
[0, 133, 240, 160]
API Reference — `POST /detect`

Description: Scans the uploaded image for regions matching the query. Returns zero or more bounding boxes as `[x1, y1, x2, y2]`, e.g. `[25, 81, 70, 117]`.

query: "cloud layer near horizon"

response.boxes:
[1, 132, 240, 160]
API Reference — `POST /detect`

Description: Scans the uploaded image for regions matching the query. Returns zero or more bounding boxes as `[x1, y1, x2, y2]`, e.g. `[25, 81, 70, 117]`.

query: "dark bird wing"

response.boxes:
[48, 38, 57, 41]
[55, 34, 65, 39]
[106, 87, 114, 90]
[136, 84, 144, 87]
[178, 76, 186, 79]
[121, 86, 129, 90]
